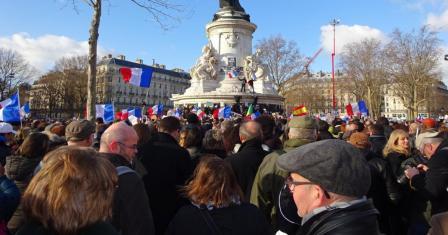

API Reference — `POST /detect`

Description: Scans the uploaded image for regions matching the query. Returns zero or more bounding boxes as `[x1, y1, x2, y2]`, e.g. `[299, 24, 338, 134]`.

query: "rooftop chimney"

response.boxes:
[117, 55, 126, 60]
[136, 58, 143, 64]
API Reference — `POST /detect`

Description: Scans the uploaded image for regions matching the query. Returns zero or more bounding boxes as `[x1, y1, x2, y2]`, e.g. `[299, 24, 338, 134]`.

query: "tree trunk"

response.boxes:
[409, 85, 418, 120]
[86, 0, 101, 121]
[366, 87, 374, 119]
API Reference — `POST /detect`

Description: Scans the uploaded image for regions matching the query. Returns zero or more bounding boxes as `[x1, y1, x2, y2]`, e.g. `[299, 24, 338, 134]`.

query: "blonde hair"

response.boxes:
[22, 146, 117, 235]
[383, 129, 410, 157]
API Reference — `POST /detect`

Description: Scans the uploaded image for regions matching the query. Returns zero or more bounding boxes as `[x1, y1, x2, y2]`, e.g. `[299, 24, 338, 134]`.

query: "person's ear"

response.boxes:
[109, 141, 119, 152]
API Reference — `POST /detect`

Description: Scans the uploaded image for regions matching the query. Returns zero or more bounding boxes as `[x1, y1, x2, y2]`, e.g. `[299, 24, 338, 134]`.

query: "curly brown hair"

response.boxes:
[22, 146, 117, 234]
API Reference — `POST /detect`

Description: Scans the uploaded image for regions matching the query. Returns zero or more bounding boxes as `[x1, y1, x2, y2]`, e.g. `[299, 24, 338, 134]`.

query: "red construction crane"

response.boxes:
[302, 47, 323, 75]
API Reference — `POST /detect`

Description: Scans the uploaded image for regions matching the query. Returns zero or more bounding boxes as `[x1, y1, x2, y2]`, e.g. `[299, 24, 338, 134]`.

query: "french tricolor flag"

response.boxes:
[0, 92, 20, 122]
[119, 67, 153, 88]
[197, 109, 205, 120]
[95, 104, 114, 124]
[227, 68, 239, 78]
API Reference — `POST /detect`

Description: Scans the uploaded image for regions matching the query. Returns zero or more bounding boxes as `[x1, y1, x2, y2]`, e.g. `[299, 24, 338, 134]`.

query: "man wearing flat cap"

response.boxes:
[251, 116, 317, 234]
[65, 120, 95, 147]
[277, 139, 381, 234]
[405, 131, 448, 215]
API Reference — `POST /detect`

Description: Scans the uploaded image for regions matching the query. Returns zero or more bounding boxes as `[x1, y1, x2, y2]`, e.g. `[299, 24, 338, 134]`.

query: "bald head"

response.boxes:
[239, 121, 262, 143]
[99, 122, 138, 154]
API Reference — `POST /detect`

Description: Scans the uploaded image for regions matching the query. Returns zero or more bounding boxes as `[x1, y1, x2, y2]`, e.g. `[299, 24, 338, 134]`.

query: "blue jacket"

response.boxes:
[0, 175, 20, 222]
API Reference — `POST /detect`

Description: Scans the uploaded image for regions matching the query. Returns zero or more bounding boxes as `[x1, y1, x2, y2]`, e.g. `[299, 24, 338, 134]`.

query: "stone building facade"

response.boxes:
[29, 55, 191, 119]
[382, 81, 448, 120]
[96, 55, 191, 110]
[283, 72, 356, 114]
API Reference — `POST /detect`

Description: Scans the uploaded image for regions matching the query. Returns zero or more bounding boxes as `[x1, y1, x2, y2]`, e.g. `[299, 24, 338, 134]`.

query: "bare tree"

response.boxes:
[69, 0, 185, 121]
[385, 26, 441, 120]
[54, 56, 89, 116]
[0, 48, 35, 99]
[255, 35, 304, 94]
[339, 38, 388, 119]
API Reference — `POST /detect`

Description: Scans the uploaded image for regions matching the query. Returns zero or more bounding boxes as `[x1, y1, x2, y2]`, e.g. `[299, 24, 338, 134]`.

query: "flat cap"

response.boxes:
[277, 139, 371, 197]
[415, 131, 440, 150]
[65, 120, 95, 142]
[288, 116, 316, 129]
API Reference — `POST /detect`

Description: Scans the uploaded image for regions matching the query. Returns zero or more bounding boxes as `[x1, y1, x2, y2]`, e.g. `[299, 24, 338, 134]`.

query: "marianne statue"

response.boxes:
[219, 0, 245, 12]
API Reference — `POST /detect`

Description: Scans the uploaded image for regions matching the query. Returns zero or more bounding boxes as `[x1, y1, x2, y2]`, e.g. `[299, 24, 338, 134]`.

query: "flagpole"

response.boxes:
[17, 89, 23, 129]
[143, 88, 150, 119]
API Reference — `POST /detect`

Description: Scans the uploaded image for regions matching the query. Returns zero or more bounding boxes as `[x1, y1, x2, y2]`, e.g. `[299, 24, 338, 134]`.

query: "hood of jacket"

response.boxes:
[5, 155, 41, 181]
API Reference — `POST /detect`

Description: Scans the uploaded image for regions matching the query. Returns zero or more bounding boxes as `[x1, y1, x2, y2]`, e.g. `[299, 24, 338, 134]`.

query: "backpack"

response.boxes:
[116, 166, 135, 176]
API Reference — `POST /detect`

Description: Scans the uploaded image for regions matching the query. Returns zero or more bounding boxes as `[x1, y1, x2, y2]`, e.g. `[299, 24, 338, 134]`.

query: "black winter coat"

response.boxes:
[5, 155, 41, 232]
[0, 142, 11, 166]
[99, 153, 155, 235]
[362, 149, 401, 234]
[166, 203, 272, 235]
[296, 200, 380, 235]
[368, 135, 387, 157]
[386, 152, 429, 232]
[138, 132, 193, 235]
[411, 139, 448, 215]
[225, 138, 268, 201]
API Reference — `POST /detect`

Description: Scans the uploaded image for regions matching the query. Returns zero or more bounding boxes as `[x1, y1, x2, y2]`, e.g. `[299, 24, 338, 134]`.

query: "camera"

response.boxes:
[396, 157, 424, 184]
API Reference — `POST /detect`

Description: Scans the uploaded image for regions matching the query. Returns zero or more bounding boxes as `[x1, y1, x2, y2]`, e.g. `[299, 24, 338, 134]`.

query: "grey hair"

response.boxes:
[239, 121, 262, 141]
[421, 137, 443, 147]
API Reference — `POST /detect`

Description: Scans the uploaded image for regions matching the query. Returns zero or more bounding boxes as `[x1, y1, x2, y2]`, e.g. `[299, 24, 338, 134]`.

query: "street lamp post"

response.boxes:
[330, 19, 340, 114]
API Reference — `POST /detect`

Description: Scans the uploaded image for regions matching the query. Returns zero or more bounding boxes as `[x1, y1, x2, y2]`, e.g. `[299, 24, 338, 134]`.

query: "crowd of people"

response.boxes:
[0, 112, 447, 235]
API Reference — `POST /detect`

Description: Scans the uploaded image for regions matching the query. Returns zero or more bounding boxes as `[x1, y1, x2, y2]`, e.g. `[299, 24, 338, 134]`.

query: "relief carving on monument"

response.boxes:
[225, 32, 239, 48]
[190, 44, 219, 81]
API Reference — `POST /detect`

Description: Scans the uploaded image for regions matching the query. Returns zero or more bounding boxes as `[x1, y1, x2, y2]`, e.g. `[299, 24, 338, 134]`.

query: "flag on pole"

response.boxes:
[351, 102, 359, 115]
[227, 68, 239, 78]
[20, 102, 30, 119]
[157, 104, 164, 116]
[251, 111, 261, 120]
[358, 100, 369, 115]
[0, 92, 20, 122]
[119, 67, 153, 88]
[292, 105, 308, 116]
[345, 103, 354, 116]
[128, 107, 142, 118]
[246, 104, 254, 116]
[213, 108, 219, 119]
[148, 104, 158, 116]
[95, 104, 114, 124]
[224, 106, 232, 119]
[175, 108, 182, 119]
[197, 109, 205, 120]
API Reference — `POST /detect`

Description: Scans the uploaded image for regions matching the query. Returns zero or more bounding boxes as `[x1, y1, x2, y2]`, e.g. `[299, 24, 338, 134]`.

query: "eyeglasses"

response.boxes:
[285, 176, 315, 192]
[285, 176, 331, 199]
[117, 142, 138, 150]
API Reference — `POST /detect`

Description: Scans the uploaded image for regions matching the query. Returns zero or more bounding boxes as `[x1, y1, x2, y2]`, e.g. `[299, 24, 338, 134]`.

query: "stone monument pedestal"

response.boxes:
[184, 79, 220, 95]
[171, 3, 285, 109]
[254, 79, 276, 95]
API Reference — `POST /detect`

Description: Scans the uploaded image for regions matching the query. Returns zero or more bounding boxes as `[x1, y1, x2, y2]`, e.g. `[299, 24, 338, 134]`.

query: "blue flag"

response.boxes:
[0, 92, 20, 122]
[96, 104, 115, 124]
[20, 102, 30, 119]
[358, 100, 369, 115]
[157, 104, 164, 116]
[224, 106, 232, 118]
[128, 107, 142, 118]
